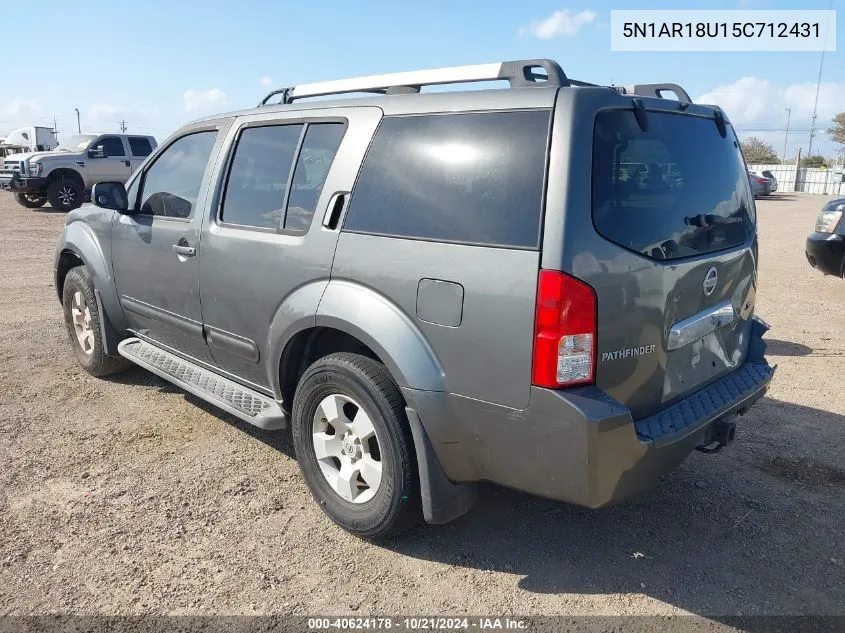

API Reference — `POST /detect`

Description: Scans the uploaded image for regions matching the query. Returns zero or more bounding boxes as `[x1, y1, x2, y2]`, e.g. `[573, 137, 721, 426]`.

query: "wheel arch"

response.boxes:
[47, 167, 85, 189]
[55, 223, 127, 353]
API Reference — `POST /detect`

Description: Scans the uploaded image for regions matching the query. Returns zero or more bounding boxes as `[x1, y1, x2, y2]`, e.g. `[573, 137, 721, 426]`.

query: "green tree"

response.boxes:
[828, 112, 845, 149]
[740, 136, 780, 164]
[800, 154, 827, 168]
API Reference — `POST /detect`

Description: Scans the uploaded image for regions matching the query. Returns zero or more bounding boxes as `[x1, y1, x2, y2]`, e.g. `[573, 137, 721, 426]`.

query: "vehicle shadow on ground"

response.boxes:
[761, 194, 799, 202]
[764, 339, 813, 356]
[32, 205, 67, 214]
[385, 397, 845, 616]
[106, 366, 297, 457]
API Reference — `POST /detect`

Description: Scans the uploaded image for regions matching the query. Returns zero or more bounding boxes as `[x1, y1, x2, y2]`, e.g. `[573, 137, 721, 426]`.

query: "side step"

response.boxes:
[117, 337, 287, 430]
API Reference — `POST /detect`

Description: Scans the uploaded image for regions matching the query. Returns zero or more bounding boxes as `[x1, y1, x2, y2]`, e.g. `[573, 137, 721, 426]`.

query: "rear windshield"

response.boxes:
[592, 109, 755, 261]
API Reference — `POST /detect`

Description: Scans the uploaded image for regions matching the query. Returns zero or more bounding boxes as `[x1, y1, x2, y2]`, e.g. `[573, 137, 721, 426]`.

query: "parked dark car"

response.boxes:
[806, 197, 845, 278]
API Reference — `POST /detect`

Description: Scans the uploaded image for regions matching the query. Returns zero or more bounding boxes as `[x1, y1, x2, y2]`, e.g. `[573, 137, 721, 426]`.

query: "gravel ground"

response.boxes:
[0, 192, 843, 622]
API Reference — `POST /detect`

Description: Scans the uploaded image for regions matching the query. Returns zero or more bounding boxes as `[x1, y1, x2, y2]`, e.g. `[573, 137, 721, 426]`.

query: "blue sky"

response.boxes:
[1, 0, 842, 156]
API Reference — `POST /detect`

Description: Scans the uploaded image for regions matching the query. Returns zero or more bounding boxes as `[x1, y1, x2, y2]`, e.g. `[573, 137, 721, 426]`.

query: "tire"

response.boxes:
[14, 192, 47, 208]
[48, 176, 83, 212]
[291, 353, 422, 539]
[61, 266, 131, 377]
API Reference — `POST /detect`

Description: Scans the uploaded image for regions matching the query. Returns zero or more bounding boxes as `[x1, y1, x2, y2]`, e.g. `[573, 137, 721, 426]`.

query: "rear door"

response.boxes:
[197, 107, 381, 389]
[557, 97, 758, 419]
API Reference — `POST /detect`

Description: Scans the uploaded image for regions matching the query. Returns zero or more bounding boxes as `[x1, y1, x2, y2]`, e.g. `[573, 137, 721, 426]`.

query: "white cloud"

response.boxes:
[260, 76, 273, 87]
[1, 98, 42, 120]
[518, 9, 597, 39]
[183, 88, 227, 113]
[698, 77, 845, 155]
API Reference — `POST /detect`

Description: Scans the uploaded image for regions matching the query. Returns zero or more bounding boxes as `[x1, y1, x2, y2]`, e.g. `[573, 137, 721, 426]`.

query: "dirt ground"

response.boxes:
[0, 191, 843, 622]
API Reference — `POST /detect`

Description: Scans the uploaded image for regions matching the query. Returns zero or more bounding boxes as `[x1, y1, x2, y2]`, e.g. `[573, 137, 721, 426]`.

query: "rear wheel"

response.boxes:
[62, 266, 131, 377]
[14, 192, 48, 208]
[291, 353, 422, 539]
[48, 177, 83, 211]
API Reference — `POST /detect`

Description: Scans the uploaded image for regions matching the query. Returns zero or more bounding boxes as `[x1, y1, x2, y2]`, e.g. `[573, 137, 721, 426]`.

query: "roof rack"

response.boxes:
[257, 60, 693, 107]
[613, 83, 692, 104]
[258, 59, 569, 106]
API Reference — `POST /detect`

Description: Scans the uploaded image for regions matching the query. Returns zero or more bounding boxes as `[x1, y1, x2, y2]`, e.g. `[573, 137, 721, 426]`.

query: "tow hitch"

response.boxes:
[695, 417, 737, 454]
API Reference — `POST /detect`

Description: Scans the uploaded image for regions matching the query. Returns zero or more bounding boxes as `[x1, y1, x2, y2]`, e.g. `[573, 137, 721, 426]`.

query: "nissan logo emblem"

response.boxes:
[703, 266, 718, 296]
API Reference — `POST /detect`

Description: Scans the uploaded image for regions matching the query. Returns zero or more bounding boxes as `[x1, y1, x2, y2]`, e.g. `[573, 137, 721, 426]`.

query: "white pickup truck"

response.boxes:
[0, 133, 157, 211]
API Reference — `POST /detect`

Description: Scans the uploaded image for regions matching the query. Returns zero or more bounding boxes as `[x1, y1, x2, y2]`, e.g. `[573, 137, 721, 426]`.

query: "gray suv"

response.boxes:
[53, 59, 775, 539]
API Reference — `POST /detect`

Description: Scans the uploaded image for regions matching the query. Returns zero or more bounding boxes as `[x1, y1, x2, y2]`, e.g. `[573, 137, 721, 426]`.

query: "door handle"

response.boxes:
[322, 191, 349, 229]
[172, 244, 196, 257]
[124, 160, 131, 167]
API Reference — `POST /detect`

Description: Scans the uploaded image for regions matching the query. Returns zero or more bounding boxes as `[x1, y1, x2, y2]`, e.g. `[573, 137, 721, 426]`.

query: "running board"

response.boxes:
[117, 338, 287, 430]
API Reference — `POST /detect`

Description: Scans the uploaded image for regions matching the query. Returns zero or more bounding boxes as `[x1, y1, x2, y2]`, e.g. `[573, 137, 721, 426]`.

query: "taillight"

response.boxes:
[756, 178, 767, 184]
[532, 269, 597, 388]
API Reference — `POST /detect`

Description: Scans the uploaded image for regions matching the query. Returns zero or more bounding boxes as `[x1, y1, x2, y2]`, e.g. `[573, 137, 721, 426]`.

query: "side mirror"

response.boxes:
[92, 182, 128, 213]
[88, 145, 106, 159]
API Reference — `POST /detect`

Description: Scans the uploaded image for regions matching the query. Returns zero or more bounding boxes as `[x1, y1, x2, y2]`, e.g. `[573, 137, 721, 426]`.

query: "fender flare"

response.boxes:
[57, 222, 126, 354]
[265, 280, 330, 400]
[315, 280, 445, 393]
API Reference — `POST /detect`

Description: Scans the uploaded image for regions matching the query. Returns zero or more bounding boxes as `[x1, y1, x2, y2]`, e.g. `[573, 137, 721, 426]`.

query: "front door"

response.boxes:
[111, 120, 232, 364]
[87, 135, 132, 182]
[198, 107, 382, 389]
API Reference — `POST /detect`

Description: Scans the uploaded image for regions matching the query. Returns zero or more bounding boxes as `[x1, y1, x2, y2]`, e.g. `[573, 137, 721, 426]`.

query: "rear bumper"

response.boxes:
[0, 173, 46, 193]
[408, 317, 775, 509]
[805, 232, 844, 277]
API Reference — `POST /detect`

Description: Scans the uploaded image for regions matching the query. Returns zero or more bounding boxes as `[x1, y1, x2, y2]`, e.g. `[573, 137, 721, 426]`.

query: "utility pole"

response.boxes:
[782, 108, 791, 163]
[74, 108, 81, 134]
[808, 0, 833, 157]
[119, 120, 127, 133]
[53, 115, 59, 143]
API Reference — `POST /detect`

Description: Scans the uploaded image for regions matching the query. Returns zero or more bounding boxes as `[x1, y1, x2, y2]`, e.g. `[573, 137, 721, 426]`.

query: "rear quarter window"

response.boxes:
[344, 110, 550, 249]
[592, 109, 755, 261]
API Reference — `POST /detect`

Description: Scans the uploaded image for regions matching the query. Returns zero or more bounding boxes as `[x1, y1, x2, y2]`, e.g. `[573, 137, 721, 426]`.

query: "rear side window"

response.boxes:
[344, 110, 550, 249]
[221, 125, 303, 229]
[592, 110, 755, 261]
[285, 123, 346, 232]
[129, 137, 153, 157]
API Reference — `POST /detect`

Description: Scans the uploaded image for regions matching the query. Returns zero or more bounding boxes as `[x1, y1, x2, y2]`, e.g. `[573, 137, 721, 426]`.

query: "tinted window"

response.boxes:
[285, 123, 346, 231]
[344, 111, 550, 248]
[221, 125, 303, 229]
[592, 110, 754, 261]
[138, 131, 218, 218]
[98, 136, 125, 157]
[128, 137, 153, 157]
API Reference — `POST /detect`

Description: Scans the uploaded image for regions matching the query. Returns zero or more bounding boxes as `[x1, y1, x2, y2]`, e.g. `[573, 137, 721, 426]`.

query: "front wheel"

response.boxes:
[48, 177, 83, 212]
[291, 353, 422, 540]
[61, 266, 131, 377]
[14, 192, 48, 208]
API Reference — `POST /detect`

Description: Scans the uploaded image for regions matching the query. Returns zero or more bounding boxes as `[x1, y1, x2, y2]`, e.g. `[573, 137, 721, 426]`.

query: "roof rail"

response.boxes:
[258, 59, 569, 106]
[614, 83, 692, 104]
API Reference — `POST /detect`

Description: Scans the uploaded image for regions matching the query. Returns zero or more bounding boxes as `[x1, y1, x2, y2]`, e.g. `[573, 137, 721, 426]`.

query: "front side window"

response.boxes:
[592, 109, 755, 261]
[138, 131, 218, 218]
[97, 136, 126, 157]
[344, 110, 550, 249]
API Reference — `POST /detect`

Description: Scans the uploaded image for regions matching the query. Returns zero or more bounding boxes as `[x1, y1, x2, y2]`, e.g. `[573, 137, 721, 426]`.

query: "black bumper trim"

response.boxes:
[0, 174, 47, 192]
[635, 361, 774, 442]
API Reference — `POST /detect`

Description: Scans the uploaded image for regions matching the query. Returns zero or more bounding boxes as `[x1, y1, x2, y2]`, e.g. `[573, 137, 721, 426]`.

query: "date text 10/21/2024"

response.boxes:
[307, 618, 528, 630]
